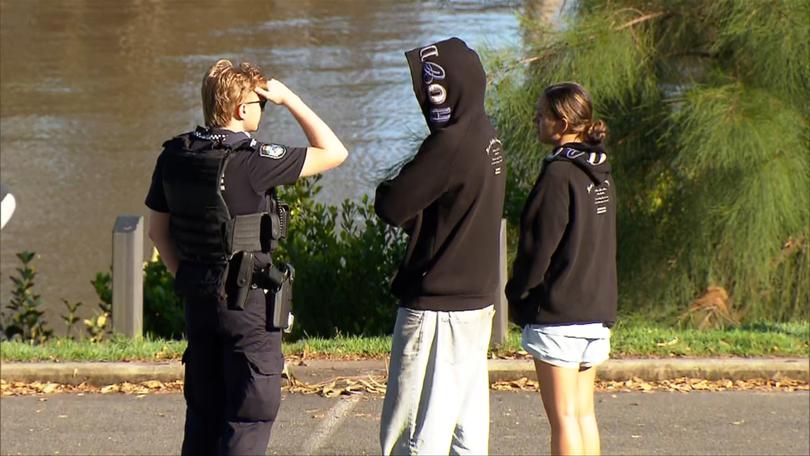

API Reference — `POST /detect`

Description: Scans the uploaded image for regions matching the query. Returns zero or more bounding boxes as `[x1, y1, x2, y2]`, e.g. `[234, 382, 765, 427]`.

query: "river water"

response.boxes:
[0, 0, 525, 327]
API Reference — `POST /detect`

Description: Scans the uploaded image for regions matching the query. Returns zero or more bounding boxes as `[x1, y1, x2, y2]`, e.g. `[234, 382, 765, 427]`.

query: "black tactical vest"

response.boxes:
[160, 133, 287, 264]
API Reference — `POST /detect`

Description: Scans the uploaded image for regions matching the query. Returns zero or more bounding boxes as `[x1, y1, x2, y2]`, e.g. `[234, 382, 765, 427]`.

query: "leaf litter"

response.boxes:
[491, 376, 809, 393]
[2, 375, 806, 397]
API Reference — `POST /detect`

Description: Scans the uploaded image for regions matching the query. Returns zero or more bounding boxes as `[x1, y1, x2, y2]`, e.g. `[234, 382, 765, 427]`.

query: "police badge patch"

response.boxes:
[259, 143, 287, 160]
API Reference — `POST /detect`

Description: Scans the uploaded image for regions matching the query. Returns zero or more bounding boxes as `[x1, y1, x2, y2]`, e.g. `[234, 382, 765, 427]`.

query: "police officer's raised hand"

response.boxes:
[254, 79, 348, 177]
[256, 80, 294, 106]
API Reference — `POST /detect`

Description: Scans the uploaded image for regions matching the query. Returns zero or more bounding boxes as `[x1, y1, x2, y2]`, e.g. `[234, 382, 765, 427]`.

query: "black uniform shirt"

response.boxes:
[145, 127, 306, 268]
[145, 127, 307, 216]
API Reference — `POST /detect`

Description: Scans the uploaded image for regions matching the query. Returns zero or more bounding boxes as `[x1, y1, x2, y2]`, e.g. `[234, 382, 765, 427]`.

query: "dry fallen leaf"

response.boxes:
[656, 338, 679, 347]
[100, 385, 120, 394]
[490, 377, 808, 393]
[41, 383, 59, 394]
[1, 374, 807, 397]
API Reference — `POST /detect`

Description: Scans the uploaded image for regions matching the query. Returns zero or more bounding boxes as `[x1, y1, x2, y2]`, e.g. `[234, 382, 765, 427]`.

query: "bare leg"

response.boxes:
[535, 360, 583, 456]
[576, 366, 600, 455]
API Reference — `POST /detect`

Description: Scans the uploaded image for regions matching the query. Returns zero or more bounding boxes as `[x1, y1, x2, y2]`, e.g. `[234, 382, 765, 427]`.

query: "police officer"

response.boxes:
[145, 59, 347, 456]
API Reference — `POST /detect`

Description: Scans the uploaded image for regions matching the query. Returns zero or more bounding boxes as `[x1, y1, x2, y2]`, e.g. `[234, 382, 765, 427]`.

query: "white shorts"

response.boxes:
[522, 324, 611, 369]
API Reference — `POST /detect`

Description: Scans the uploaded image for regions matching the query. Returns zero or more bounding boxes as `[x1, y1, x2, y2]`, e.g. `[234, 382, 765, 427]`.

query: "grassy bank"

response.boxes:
[1, 322, 807, 362]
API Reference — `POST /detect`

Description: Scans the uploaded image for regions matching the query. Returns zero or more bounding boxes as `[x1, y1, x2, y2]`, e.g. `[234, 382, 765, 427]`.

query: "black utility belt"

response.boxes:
[225, 251, 295, 330]
[227, 202, 289, 254]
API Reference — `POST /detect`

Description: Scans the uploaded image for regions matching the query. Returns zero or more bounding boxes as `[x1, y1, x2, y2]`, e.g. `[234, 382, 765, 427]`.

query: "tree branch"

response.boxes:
[616, 11, 666, 30]
[488, 10, 666, 83]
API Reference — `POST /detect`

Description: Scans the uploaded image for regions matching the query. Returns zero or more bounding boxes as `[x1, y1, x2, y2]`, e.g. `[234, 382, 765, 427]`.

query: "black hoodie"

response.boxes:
[506, 142, 617, 327]
[374, 37, 506, 312]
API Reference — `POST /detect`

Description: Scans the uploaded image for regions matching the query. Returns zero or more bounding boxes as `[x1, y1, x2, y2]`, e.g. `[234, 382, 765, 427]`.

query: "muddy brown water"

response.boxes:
[0, 0, 526, 329]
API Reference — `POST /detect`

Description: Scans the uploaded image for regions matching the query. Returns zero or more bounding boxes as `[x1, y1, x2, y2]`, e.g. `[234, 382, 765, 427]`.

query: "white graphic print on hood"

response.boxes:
[405, 37, 487, 132]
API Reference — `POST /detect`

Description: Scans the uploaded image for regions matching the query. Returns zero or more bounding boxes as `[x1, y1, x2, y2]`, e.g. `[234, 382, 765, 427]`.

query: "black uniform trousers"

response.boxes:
[180, 287, 283, 456]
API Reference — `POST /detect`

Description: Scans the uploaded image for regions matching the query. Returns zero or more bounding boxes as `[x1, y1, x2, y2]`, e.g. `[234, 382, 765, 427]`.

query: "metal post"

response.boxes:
[491, 218, 508, 347]
[112, 215, 143, 338]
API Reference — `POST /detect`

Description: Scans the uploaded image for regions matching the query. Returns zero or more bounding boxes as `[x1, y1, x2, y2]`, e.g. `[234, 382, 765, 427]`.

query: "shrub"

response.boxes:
[142, 257, 185, 339]
[92, 257, 185, 340]
[60, 299, 83, 339]
[276, 176, 406, 337]
[84, 273, 113, 341]
[92, 176, 406, 339]
[2, 251, 52, 343]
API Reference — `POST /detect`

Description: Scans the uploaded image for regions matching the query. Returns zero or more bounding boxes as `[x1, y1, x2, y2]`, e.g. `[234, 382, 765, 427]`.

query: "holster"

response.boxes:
[253, 263, 295, 331]
[225, 251, 255, 310]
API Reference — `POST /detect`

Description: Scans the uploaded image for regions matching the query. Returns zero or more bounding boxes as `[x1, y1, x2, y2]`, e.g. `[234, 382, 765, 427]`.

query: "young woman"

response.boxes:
[506, 82, 617, 456]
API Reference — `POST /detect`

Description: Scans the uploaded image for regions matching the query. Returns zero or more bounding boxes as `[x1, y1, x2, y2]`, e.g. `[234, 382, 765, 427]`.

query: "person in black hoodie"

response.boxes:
[375, 37, 506, 455]
[506, 82, 617, 456]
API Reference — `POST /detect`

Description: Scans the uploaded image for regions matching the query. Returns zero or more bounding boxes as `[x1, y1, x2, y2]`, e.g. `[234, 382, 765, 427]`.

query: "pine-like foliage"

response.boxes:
[488, 0, 809, 322]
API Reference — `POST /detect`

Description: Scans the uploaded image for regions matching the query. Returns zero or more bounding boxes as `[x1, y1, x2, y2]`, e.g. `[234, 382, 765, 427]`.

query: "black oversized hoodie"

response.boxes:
[374, 37, 506, 312]
[506, 142, 617, 327]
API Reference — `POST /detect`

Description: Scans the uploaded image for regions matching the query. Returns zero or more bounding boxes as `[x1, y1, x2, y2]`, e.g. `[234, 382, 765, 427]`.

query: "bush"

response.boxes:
[92, 257, 185, 340]
[2, 251, 52, 343]
[142, 258, 185, 339]
[276, 176, 406, 337]
[94, 176, 406, 339]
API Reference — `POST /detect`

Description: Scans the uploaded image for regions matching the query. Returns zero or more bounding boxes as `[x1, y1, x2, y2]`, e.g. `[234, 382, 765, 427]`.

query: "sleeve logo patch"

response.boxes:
[259, 143, 287, 160]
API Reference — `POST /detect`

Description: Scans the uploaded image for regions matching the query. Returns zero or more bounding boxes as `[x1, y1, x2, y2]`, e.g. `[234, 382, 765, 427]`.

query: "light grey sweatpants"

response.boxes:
[380, 305, 495, 455]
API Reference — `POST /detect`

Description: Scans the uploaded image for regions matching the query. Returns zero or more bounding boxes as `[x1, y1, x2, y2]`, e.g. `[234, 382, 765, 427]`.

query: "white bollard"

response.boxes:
[491, 218, 508, 348]
[112, 215, 144, 338]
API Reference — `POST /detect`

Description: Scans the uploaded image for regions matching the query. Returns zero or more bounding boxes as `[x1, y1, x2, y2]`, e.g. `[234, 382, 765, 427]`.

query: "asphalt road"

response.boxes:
[1, 391, 808, 455]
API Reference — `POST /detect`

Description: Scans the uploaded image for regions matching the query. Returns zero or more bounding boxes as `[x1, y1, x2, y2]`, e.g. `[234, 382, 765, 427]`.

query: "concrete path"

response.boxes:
[1, 390, 808, 455]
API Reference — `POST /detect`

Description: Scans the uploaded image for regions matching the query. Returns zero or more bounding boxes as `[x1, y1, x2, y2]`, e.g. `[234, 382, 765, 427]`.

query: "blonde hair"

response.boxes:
[541, 82, 607, 145]
[201, 59, 267, 128]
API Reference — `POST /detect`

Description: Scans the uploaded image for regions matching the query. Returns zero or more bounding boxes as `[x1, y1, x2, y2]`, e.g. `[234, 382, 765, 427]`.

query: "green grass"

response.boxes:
[284, 335, 392, 359]
[1, 321, 807, 362]
[609, 320, 809, 358]
[0, 336, 187, 362]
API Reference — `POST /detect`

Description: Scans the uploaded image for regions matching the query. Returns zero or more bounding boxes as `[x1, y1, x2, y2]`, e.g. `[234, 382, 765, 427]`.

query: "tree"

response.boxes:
[489, 0, 809, 322]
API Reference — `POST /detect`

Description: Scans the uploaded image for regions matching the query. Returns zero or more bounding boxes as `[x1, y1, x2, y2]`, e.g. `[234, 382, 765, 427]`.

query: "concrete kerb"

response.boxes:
[487, 357, 810, 382]
[1, 358, 807, 386]
[0, 362, 183, 385]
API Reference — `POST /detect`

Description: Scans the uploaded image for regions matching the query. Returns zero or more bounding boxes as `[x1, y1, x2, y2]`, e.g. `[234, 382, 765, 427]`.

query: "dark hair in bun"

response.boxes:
[541, 82, 608, 145]
[585, 119, 607, 144]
